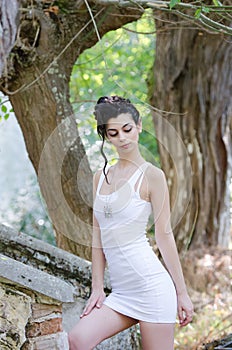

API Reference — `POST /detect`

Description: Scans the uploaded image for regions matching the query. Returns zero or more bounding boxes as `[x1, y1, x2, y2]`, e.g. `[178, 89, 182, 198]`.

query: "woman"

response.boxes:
[68, 96, 193, 350]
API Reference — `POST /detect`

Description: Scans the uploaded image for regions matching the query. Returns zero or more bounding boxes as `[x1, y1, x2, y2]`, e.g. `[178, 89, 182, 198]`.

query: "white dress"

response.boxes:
[93, 163, 177, 323]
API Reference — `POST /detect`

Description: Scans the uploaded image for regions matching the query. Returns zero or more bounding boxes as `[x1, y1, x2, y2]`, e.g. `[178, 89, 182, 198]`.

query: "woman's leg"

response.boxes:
[68, 304, 138, 350]
[139, 321, 175, 350]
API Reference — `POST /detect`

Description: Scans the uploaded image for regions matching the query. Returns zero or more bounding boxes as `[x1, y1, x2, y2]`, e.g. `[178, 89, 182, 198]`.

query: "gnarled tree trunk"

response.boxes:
[150, 15, 232, 252]
[0, 1, 141, 260]
[0, 0, 19, 76]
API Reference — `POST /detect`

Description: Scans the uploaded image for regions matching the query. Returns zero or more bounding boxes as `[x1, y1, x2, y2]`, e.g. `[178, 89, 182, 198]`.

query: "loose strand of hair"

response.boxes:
[100, 139, 109, 184]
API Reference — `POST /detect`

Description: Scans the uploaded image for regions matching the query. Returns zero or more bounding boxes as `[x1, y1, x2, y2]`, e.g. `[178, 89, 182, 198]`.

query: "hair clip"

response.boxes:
[97, 96, 131, 105]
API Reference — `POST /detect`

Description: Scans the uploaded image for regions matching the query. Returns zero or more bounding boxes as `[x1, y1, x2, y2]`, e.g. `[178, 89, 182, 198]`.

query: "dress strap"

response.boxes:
[129, 162, 149, 191]
[138, 162, 150, 190]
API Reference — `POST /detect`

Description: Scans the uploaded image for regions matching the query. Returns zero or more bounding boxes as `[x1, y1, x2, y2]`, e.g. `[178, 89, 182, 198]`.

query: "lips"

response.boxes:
[120, 143, 130, 149]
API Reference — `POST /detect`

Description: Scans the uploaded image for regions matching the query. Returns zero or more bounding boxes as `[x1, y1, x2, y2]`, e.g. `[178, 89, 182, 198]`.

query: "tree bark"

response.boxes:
[0, 1, 141, 260]
[150, 15, 232, 252]
[0, 0, 19, 76]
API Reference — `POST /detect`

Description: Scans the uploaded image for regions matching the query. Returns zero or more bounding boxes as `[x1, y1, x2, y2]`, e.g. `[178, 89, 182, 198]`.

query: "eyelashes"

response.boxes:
[124, 127, 133, 133]
[108, 127, 133, 137]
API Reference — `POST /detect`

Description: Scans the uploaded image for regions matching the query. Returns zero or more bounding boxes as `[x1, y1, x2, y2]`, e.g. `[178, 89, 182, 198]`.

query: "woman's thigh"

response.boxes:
[139, 321, 175, 350]
[68, 304, 138, 350]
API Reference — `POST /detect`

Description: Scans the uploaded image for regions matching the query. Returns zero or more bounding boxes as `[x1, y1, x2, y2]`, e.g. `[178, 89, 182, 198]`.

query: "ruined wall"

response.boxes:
[0, 281, 69, 349]
[0, 224, 139, 349]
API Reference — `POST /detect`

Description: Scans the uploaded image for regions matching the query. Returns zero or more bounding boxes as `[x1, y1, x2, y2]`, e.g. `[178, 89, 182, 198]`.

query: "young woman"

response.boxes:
[68, 96, 193, 350]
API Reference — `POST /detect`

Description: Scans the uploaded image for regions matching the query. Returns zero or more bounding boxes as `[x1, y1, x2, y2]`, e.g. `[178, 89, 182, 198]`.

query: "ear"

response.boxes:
[137, 118, 142, 133]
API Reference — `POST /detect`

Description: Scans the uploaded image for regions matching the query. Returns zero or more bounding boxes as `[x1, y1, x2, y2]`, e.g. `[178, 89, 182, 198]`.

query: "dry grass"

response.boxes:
[174, 248, 232, 349]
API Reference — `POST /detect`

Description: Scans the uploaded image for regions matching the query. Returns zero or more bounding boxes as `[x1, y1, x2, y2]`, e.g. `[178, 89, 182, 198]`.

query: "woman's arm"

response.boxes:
[91, 215, 106, 291]
[80, 172, 106, 317]
[149, 166, 194, 327]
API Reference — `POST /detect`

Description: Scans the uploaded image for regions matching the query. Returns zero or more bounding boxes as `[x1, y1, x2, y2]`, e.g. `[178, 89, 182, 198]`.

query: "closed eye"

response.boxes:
[108, 131, 118, 137]
[108, 127, 132, 137]
[123, 126, 132, 133]
[107, 123, 134, 137]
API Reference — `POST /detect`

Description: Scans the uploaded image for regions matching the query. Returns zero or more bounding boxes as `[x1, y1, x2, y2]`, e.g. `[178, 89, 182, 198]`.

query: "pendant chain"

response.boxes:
[103, 165, 116, 219]
[104, 196, 113, 219]
[103, 163, 137, 219]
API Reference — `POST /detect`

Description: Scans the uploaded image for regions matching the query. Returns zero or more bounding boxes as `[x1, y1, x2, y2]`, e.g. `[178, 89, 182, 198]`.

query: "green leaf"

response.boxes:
[195, 8, 202, 18]
[212, 0, 222, 6]
[1, 105, 7, 113]
[169, 0, 181, 9]
[202, 6, 210, 13]
[4, 113, 10, 120]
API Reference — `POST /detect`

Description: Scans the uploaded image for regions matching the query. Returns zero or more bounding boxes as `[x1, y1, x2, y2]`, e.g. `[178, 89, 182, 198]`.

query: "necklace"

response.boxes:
[104, 195, 113, 219]
[102, 162, 142, 219]
[102, 165, 117, 219]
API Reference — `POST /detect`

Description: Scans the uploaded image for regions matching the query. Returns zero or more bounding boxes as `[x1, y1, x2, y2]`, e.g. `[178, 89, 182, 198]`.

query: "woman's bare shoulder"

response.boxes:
[94, 169, 102, 179]
[93, 169, 102, 183]
[146, 162, 165, 182]
[145, 163, 168, 199]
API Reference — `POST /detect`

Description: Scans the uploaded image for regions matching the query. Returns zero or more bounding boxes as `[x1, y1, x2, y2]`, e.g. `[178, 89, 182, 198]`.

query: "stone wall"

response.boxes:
[0, 280, 69, 349]
[0, 224, 139, 350]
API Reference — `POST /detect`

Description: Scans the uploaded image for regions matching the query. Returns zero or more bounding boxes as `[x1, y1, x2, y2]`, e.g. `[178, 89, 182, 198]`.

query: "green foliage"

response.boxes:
[195, 5, 211, 18]
[195, 8, 202, 19]
[212, 0, 222, 6]
[70, 9, 159, 170]
[202, 6, 210, 13]
[0, 96, 13, 122]
[170, 0, 181, 9]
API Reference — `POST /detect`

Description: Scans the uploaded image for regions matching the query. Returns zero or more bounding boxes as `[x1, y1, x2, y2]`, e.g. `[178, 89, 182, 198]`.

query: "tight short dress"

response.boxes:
[93, 162, 177, 323]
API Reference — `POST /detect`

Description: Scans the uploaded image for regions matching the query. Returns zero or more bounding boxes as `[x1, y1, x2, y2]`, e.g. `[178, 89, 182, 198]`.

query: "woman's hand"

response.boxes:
[80, 289, 106, 318]
[177, 291, 194, 327]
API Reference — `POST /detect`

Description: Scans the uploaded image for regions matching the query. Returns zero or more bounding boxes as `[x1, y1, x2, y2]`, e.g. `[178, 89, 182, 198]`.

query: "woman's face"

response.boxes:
[106, 113, 142, 153]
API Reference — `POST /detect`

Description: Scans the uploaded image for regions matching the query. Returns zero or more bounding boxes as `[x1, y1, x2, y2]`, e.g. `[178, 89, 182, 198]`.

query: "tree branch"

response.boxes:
[94, 0, 232, 35]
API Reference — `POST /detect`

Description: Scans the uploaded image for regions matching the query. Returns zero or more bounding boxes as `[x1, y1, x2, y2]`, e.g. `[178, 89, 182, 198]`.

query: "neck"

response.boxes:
[117, 149, 144, 169]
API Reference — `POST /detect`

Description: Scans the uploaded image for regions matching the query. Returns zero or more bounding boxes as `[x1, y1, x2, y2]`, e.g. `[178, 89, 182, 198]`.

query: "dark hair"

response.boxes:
[94, 95, 140, 182]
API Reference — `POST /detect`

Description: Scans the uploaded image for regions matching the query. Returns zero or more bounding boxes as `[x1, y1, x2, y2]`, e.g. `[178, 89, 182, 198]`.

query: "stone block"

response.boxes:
[21, 331, 69, 350]
[95, 326, 139, 350]
[62, 297, 85, 332]
[31, 303, 62, 320]
[0, 283, 31, 349]
[0, 254, 75, 302]
[26, 317, 62, 337]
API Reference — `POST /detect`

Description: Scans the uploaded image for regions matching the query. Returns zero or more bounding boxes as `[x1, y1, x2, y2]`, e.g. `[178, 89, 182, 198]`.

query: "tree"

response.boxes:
[0, 1, 141, 260]
[0, 0, 19, 76]
[149, 12, 232, 252]
[0, 0, 231, 260]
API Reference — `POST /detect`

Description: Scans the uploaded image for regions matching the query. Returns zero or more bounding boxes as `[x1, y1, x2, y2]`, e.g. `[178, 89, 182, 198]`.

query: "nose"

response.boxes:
[118, 130, 126, 141]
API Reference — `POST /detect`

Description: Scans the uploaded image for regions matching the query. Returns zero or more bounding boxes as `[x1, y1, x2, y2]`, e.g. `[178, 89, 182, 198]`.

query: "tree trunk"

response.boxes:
[149, 15, 232, 253]
[0, 1, 141, 260]
[0, 0, 19, 76]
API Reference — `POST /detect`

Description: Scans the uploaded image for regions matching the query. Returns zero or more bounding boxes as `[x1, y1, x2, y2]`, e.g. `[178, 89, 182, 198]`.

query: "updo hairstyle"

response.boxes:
[94, 95, 140, 182]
